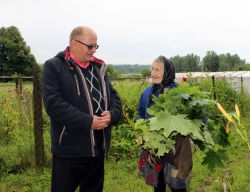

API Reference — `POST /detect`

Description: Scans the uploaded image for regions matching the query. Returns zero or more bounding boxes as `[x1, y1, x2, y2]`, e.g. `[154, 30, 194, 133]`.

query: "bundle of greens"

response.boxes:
[135, 83, 228, 169]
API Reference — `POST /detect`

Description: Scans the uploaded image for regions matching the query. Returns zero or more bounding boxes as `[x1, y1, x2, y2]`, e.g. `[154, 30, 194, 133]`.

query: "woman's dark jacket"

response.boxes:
[42, 51, 122, 158]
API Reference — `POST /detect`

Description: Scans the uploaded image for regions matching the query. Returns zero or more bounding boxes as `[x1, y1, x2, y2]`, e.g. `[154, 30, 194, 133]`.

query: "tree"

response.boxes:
[219, 53, 247, 71]
[171, 55, 184, 72]
[106, 65, 121, 79]
[183, 54, 200, 72]
[140, 68, 151, 77]
[171, 54, 200, 72]
[202, 51, 220, 72]
[0, 26, 34, 76]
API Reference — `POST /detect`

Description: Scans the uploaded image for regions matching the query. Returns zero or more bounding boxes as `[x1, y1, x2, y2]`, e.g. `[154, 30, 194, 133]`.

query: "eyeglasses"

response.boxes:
[75, 39, 99, 50]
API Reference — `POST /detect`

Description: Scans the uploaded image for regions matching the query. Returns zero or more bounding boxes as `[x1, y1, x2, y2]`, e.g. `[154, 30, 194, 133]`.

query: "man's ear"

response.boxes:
[70, 40, 76, 47]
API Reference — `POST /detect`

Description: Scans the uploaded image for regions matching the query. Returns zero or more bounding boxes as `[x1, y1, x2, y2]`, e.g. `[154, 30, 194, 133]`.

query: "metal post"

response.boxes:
[241, 76, 243, 94]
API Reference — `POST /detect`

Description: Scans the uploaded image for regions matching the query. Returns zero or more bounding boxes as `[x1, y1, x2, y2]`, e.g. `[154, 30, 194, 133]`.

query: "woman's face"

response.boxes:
[151, 61, 164, 84]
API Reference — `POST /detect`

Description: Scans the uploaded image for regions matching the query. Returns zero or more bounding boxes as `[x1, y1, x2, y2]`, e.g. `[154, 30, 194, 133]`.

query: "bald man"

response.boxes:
[42, 26, 122, 192]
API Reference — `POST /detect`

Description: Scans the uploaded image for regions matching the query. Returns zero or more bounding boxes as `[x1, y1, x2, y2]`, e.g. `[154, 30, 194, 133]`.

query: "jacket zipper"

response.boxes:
[65, 59, 96, 156]
[75, 65, 96, 157]
[59, 125, 66, 146]
[100, 64, 108, 156]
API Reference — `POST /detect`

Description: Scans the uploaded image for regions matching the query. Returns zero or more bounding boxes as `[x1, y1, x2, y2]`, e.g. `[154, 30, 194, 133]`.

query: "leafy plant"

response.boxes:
[135, 83, 229, 169]
[109, 80, 149, 159]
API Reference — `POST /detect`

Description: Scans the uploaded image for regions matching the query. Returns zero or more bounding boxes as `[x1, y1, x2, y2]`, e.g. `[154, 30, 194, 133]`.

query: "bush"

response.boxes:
[188, 76, 250, 114]
[0, 89, 34, 176]
[0, 87, 51, 177]
[109, 80, 149, 159]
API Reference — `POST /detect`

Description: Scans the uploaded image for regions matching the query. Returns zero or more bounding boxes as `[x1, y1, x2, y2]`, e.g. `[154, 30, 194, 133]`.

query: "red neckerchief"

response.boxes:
[64, 46, 104, 69]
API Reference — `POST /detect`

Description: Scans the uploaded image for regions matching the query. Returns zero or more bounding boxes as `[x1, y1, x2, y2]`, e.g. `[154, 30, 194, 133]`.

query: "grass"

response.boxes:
[0, 154, 249, 191]
[0, 159, 153, 192]
[103, 159, 153, 192]
[0, 146, 249, 192]
[190, 125, 250, 192]
[191, 150, 250, 192]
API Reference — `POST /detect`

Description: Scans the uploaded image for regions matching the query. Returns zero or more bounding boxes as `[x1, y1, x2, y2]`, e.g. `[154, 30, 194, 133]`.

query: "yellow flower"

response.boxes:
[216, 103, 232, 122]
[226, 121, 230, 134]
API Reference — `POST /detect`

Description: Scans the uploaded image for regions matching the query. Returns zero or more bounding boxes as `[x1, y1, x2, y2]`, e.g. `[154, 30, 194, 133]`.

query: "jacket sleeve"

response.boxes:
[138, 91, 146, 119]
[106, 77, 122, 125]
[138, 86, 151, 119]
[42, 59, 93, 129]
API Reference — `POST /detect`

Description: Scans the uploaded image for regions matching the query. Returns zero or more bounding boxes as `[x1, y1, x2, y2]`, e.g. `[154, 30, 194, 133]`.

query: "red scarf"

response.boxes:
[64, 46, 104, 69]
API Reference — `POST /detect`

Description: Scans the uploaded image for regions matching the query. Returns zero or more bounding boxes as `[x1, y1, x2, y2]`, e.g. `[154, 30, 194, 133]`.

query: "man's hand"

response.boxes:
[91, 111, 111, 130]
[101, 111, 111, 123]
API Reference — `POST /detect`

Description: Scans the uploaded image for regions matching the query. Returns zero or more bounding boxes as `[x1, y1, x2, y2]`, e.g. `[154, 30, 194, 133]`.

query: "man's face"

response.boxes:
[71, 31, 98, 63]
[151, 61, 164, 84]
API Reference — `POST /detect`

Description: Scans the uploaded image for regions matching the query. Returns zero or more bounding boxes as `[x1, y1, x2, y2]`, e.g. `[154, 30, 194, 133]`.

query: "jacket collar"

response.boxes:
[64, 46, 104, 69]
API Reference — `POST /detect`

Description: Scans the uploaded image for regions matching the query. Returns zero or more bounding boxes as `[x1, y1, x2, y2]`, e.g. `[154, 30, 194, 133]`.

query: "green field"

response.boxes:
[0, 79, 250, 192]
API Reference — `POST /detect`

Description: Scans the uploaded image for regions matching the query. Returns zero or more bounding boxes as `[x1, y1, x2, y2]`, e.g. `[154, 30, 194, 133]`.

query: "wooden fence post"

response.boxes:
[19, 78, 22, 93]
[33, 62, 45, 167]
[15, 77, 18, 89]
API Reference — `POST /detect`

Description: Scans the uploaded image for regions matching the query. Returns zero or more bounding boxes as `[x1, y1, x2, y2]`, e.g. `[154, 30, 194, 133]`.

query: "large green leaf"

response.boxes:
[202, 149, 228, 170]
[150, 111, 204, 142]
[203, 130, 214, 146]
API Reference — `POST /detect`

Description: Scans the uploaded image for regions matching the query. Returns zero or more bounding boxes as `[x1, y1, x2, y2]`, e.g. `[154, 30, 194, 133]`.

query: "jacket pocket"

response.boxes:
[164, 163, 187, 189]
[59, 125, 66, 146]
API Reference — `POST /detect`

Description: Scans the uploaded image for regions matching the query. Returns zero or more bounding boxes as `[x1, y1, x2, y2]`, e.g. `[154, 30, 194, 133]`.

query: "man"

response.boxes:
[42, 26, 122, 192]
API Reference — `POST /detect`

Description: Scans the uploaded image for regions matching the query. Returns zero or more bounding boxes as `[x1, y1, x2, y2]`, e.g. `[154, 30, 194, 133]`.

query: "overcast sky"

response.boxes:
[1, 0, 250, 64]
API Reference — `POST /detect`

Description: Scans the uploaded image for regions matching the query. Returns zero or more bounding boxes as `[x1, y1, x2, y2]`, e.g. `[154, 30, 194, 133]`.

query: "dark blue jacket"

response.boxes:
[42, 52, 122, 158]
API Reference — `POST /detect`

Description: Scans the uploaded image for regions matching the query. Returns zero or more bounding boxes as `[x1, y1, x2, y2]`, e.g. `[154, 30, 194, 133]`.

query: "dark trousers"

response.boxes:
[51, 154, 104, 192]
[154, 169, 166, 192]
[171, 188, 186, 192]
[154, 169, 186, 192]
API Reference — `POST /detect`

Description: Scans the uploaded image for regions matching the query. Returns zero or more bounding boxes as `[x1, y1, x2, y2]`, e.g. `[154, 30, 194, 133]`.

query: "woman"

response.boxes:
[138, 56, 192, 192]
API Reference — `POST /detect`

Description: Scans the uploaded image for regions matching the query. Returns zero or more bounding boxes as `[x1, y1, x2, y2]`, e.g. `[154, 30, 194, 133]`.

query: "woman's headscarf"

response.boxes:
[159, 56, 175, 87]
[152, 55, 176, 94]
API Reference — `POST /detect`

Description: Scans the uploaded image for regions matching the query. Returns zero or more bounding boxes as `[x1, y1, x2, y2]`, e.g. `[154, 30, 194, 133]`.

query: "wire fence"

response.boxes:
[0, 76, 33, 92]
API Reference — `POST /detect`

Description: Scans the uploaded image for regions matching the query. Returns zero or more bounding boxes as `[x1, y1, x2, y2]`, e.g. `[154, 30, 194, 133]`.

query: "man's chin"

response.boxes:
[87, 56, 93, 61]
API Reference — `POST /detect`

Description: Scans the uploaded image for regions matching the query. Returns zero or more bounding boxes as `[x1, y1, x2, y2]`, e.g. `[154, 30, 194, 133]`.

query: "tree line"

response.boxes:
[170, 52, 250, 72]
[1, 26, 250, 77]
[108, 52, 250, 78]
[111, 52, 250, 75]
